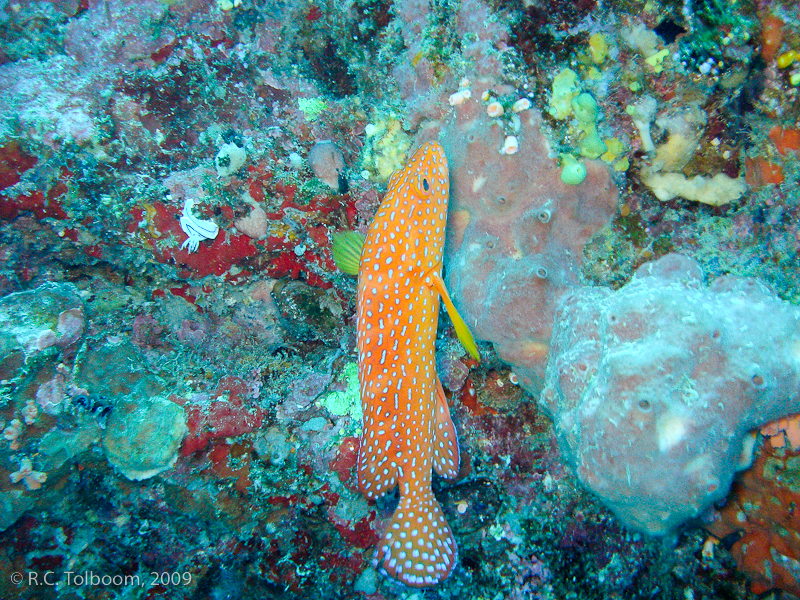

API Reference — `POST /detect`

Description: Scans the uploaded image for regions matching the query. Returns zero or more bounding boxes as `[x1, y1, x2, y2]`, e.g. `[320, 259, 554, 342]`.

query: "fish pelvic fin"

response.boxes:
[374, 487, 458, 587]
[432, 376, 460, 480]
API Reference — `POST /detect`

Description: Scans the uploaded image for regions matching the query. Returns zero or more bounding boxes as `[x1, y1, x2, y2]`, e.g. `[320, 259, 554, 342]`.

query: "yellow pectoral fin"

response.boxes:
[429, 270, 481, 361]
[331, 231, 365, 276]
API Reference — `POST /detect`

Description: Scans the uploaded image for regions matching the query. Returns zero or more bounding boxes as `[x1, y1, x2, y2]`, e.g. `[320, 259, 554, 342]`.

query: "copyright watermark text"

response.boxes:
[10, 570, 193, 588]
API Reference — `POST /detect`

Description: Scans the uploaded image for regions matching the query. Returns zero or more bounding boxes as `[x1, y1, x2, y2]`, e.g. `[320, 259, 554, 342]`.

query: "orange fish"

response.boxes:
[352, 141, 479, 587]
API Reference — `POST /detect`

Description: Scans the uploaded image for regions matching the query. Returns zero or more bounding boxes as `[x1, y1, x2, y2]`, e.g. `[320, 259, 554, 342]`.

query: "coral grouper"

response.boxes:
[353, 141, 479, 587]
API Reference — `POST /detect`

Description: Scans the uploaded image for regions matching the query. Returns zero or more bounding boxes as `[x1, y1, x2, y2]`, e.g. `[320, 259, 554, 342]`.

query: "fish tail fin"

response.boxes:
[374, 488, 457, 587]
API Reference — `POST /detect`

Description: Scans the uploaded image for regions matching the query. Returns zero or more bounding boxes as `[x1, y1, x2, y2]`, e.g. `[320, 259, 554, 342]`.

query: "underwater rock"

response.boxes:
[542, 254, 800, 534]
[253, 427, 295, 466]
[73, 340, 165, 400]
[0, 282, 84, 368]
[103, 395, 187, 481]
[0, 490, 34, 532]
[439, 478, 502, 534]
[308, 140, 346, 192]
[271, 279, 343, 345]
[233, 202, 268, 239]
[38, 421, 103, 473]
[181, 376, 265, 455]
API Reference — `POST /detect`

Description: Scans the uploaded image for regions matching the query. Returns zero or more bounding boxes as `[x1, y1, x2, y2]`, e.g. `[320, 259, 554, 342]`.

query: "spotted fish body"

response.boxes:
[357, 142, 461, 587]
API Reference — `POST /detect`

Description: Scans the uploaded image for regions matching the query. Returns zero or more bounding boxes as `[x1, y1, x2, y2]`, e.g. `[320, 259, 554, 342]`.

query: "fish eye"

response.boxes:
[422, 178, 430, 192]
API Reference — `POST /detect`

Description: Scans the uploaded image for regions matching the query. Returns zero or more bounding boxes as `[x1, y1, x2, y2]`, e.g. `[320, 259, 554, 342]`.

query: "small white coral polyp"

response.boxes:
[9, 457, 47, 491]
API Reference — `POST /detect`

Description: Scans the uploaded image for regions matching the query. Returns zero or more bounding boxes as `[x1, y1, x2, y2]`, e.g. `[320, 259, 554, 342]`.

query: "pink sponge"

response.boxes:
[542, 254, 800, 534]
[437, 87, 618, 390]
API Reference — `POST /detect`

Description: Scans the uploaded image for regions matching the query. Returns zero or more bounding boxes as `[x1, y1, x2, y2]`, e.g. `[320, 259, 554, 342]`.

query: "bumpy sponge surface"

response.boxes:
[542, 254, 800, 534]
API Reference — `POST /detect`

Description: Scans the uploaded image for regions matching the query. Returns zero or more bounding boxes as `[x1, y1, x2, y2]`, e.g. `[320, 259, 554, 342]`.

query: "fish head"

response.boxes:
[384, 141, 450, 269]
[392, 141, 449, 199]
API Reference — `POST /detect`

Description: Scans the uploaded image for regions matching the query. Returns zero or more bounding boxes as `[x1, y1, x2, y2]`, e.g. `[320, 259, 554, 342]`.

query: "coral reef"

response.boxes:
[0, 0, 799, 597]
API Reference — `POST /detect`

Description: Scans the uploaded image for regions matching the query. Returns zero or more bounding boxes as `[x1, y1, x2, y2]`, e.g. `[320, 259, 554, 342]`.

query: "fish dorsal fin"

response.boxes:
[432, 375, 460, 480]
[331, 230, 365, 276]
[428, 270, 480, 361]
